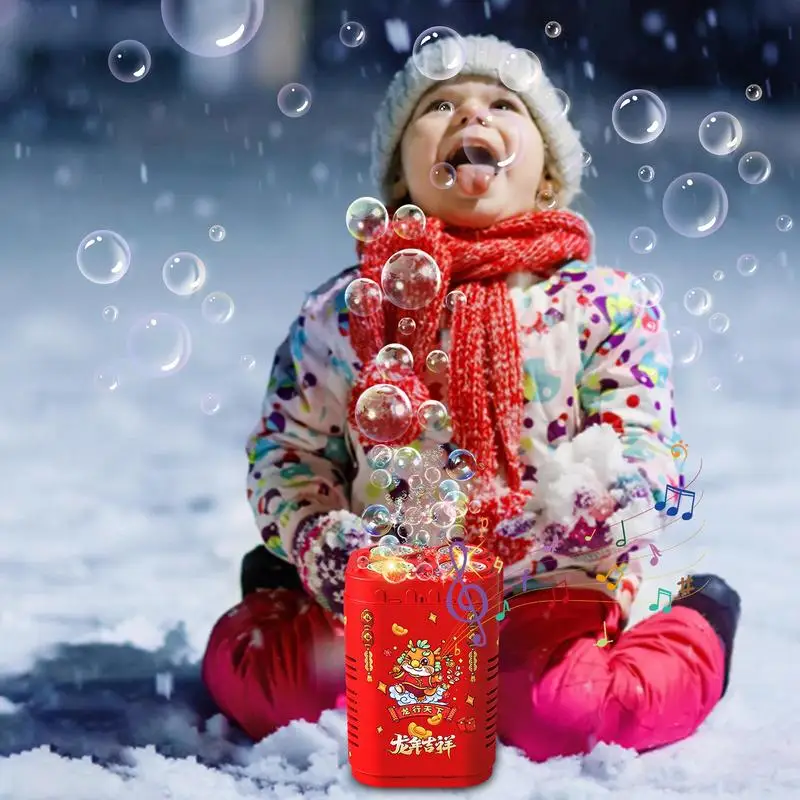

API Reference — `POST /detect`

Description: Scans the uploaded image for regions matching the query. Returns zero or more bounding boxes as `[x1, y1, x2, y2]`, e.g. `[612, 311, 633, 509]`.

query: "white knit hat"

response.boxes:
[371, 34, 584, 209]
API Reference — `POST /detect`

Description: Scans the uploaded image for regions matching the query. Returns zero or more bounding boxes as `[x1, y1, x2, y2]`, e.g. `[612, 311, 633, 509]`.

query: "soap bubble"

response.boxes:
[550, 88, 571, 115]
[108, 40, 151, 82]
[737, 151, 771, 184]
[544, 20, 562, 38]
[376, 343, 413, 371]
[426, 349, 449, 373]
[498, 48, 541, 92]
[93, 367, 120, 392]
[381, 249, 442, 310]
[346, 196, 388, 242]
[698, 112, 742, 155]
[161, 0, 264, 58]
[370, 469, 393, 489]
[629, 226, 657, 254]
[277, 83, 312, 117]
[367, 444, 393, 469]
[414, 559, 435, 578]
[745, 83, 763, 101]
[430, 162, 456, 189]
[356, 554, 370, 569]
[581, 150, 592, 167]
[162, 252, 207, 296]
[612, 90, 667, 144]
[536, 186, 558, 210]
[377, 534, 401, 550]
[637, 165, 655, 182]
[662, 173, 728, 238]
[397, 317, 416, 335]
[412, 27, 466, 80]
[200, 393, 221, 415]
[708, 312, 730, 334]
[344, 278, 382, 317]
[102, 305, 119, 322]
[444, 290, 467, 312]
[127, 313, 192, 377]
[683, 287, 712, 316]
[77, 230, 131, 285]
[445, 449, 477, 481]
[240, 354, 256, 370]
[209, 224, 226, 242]
[446, 524, 466, 543]
[629, 273, 664, 308]
[438, 479, 460, 499]
[339, 21, 366, 47]
[736, 254, 758, 276]
[362, 504, 394, 536]
[670, 328, 702, 365]
[393, 446, 423, 479]
[424, 466, 442, 484]
[430, 501, 458, 529]
[418, 399, 449, 431]
[355, 384, 413, 442]
[392, 204, 426, 239]
[776, 214, 793, 232]
[712, 270, 725, 281]
[709, 377, 722, 392]
[201, 291, 235, 323]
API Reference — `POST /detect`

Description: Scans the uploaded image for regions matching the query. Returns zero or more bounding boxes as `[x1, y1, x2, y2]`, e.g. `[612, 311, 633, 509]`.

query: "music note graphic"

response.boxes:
[520, 567, 533, 591]
[595, 621, 613, 648]
[648, 587, 673, 613]
[495, 599, 510, 621]
[654, 483, 696, 520]
[445, 541, 489, 647]
[649, 543, 662, 566]
[596, 562, 627, 590]
[615, 520, 627, 548]
[547, 579, 570, 608]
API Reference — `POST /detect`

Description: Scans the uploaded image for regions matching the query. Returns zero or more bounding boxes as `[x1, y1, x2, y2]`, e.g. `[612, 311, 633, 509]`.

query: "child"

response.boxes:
[202, 35, 741, 761]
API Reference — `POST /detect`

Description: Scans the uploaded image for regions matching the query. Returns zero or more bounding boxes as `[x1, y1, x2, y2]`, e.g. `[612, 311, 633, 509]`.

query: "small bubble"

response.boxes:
[201, 393, 221, 415]
[776, 214, 793, 232]
[629, 226, 657, 254]
[375, 343, 413, 372]
[209, 224, 226, 242]
[550, 88, 571, 115]
[698, 112, 742, 156]
[733, 352, 744, 363]
[708, 312, 730, 333]
[367, 445, 394, 469]
[612, 90, 667, 144]
[162, 252, 207, 296]
[630, 273, 664, 308]
[712, 270, 725, 281]
[108, 40, 151, 83]
[430, 162, 456, 190]
[662, 173, 728, 238]
[240, 354, 257, 371]
[381, 250, 441, 310]
[76, 230, 131, 285]
[339, 20, 366, 47]
[102, 305, 119, 322]
[745, 83, 763, 101]
[412, 27, 467, 81]
[737, 152, 771, 185]
[345, 277, 382, 317]
[637, 165, 655, 182]
[346, 196, 389, 242]
[498, 48, 541, 92]
[544, 20, 562, 38]
[684, 287, 713, 316]
[444, 290, 467, 312]
[391, 204, 426, 239]
[94, 367, 120, 392]
[426, 349, 449, 373]
[355, 385, 413, 443]
[369, 469, 393, 489]
[580, 150, 592, 167]
[127, 313, 192, 377]
[670, 328, 703, 365]
[536, 186, 558, 210]
[201, 291, 235, 324]
[362, 504, 393, 535]
[708, 377, 722, 391]
[445, 449, 477, 481]
[397, 317, 416, 336]
[277, 83, 312, 118]
[736, 254, 758, 276]
[418, 399, 449, 431]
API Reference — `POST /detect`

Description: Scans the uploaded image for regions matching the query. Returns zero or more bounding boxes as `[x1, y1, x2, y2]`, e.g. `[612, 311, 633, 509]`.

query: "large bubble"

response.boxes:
[162, 252, 207, 296]
[161, 0, 264, 58]
[76, 230, 131, 285]
[662, 173, 728, 238]
[412, 27, 466, 81]
[354, 384, 413, 443]
[698, 112, 742, 156]
[381, 249, 442, 309]
[611, 90, 667, 144]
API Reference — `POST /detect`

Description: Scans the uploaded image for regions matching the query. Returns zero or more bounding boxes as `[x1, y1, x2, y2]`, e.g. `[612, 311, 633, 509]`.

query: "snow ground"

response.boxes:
[1, 85, 799, 798]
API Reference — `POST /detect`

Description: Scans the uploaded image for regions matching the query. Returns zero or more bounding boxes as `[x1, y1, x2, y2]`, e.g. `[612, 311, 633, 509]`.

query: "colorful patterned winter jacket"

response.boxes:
[246, 250, 685, 620]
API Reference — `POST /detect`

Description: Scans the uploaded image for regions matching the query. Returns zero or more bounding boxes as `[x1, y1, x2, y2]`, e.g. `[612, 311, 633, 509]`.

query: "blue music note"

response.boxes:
[445, 542, 489, 647]
[654, 483, 695, 520]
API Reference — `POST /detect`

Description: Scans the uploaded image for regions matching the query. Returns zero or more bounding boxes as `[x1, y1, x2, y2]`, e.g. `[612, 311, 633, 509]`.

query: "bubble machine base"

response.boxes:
[343, 545, 502, 788]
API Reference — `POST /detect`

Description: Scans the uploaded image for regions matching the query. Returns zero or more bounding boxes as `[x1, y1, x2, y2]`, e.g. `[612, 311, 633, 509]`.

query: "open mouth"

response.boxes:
[445, 143, 501, 173]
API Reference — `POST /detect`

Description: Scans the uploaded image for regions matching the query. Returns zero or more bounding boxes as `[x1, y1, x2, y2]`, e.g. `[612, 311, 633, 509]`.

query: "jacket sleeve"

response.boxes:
[245, 292, 357, 564]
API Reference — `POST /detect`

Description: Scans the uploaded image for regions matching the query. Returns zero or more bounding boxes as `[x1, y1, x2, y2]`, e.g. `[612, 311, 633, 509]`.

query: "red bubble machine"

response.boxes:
[343, 544, 502, 788]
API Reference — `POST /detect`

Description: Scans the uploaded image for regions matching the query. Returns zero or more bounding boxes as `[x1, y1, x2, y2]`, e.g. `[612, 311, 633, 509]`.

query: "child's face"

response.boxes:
[395, 76, 548, 228]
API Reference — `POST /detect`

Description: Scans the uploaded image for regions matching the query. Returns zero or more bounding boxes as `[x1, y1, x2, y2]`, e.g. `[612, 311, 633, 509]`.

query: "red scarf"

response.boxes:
[348, 209, 592, 556]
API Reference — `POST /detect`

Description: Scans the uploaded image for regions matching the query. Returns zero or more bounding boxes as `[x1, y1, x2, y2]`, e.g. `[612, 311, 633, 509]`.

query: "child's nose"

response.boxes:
[458, 106, 491, 127]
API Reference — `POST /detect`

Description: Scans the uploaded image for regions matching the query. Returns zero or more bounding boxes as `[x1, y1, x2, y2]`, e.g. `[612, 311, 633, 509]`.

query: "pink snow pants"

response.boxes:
[202, 584, 726, 760]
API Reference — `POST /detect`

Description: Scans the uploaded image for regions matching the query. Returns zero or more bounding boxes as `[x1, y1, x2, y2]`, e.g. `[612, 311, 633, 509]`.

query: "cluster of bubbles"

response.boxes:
[353, 444, 483, 576]
[77, 228, 239, 395]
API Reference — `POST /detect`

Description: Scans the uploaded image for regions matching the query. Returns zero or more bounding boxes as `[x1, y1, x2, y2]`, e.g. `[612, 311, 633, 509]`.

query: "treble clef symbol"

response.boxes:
[445, 541, 489, 647]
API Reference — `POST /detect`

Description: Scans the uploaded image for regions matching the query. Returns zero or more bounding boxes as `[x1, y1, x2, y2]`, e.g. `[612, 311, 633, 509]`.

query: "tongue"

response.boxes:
[455, 164, 495, 196]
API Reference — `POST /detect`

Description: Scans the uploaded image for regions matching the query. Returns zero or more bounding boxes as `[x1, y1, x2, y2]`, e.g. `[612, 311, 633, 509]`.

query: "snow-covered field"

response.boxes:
[1, 82, 799, 798]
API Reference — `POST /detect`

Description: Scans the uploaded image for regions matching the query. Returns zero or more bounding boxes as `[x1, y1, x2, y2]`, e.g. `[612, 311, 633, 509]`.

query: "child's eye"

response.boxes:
[426, 99, 455, 113]
[492, 99, 519, 112]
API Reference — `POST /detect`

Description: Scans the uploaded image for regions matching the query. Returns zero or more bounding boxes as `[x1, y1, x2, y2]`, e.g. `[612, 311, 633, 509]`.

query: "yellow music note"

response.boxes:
[595, 621, 613, 648]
